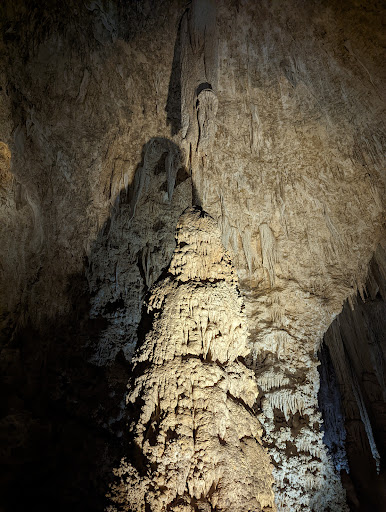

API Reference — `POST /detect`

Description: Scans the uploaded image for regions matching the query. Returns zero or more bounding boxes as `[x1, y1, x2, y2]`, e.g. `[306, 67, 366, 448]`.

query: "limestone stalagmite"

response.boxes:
[107, 207, 275, 511]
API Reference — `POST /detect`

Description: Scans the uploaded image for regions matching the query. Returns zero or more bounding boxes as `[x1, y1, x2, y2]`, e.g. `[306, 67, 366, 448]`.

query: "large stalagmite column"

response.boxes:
[107, 207, 275, 512]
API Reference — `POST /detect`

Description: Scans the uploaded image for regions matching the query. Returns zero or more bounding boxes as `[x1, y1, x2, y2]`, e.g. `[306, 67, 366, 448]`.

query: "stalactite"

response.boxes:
[259, 223, 278, 287]
[196, 88, 219, 153]
[351, 368, 381, 473]
[250, 322, 348, 511]
[179, 0, 219, 206]
[325, 311, 382, 473]
[257, 370, 290, 392]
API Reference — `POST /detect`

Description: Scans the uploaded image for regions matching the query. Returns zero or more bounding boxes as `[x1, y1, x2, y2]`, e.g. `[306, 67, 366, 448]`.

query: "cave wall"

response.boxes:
[0, 0, 385, 511]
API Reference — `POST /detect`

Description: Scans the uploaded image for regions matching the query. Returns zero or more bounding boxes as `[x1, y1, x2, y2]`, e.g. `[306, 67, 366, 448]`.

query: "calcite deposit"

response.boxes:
[107, 207, 275, 512]
[0, 0, 385, 511]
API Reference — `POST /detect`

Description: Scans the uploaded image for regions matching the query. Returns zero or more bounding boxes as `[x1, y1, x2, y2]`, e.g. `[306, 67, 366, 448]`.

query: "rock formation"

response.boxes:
[0, 0, 385, 511]
[107, 207, 275, 512]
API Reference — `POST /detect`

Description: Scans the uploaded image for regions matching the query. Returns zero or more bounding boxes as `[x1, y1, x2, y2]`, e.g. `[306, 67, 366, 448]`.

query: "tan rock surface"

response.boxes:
[0, 0, 385, 510]
[108, 207, 276, 511]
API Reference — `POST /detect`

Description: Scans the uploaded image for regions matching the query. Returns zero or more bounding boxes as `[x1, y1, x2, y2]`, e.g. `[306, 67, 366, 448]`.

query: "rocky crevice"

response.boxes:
[319, 243, 386, 511]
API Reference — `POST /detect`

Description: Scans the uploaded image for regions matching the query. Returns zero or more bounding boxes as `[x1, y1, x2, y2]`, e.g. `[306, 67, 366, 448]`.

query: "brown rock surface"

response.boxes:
[0, 0, 385, 511]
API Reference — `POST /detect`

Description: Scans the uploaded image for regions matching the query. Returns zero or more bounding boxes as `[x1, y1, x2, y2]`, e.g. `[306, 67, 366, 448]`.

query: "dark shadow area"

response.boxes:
[318, 248, 386, 512]
[196, 82, 212, 96]
[0, 138, 191, 511]
[0, 272, 129, 512]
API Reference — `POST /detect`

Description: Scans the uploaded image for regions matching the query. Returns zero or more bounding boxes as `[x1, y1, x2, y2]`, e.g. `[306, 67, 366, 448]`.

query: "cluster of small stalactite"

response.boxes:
[251, 326, 348, 512]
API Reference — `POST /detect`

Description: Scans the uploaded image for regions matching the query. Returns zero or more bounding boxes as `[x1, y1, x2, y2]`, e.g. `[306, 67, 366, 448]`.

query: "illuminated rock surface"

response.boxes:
[0, 1, 385, 511]
[107, 207, 275, 511]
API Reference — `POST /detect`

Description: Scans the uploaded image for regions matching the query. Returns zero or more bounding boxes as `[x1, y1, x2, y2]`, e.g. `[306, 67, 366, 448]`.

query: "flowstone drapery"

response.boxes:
[107, 207, 275, 512]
